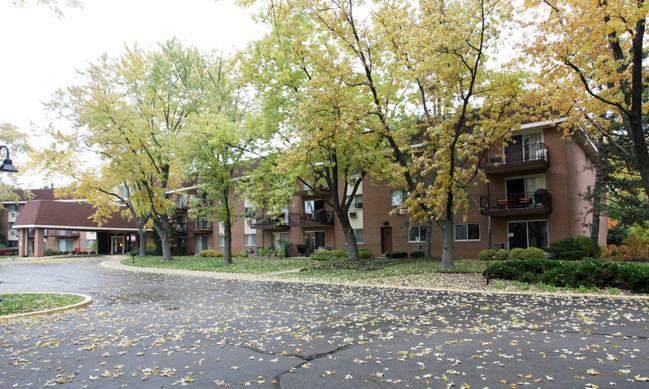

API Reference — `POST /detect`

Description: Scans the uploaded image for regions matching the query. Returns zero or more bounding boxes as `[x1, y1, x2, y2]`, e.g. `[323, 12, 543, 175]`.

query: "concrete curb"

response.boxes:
[0, 293, 93, 320]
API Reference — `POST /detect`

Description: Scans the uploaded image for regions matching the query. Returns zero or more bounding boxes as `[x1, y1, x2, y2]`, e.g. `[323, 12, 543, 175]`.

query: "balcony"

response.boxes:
[174, 222, 188, 233]
[251, 214, 291, 230]
[290, 211, 334, 227]
[482, 142, 550, 175]
[480, 190, 552, 216]
[188, 220, 212, 232]
[295, 183, 330, 198]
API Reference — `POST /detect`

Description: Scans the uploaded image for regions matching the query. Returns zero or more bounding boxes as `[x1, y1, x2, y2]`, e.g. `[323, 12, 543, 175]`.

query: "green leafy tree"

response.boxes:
[41, 39, 208, 261]
[179, 55, 262, 265]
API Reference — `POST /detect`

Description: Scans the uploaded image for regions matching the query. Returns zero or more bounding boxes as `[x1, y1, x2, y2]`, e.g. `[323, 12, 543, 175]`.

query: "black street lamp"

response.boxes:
[0, 145, 17, 303]
[0, 145, 18, 173]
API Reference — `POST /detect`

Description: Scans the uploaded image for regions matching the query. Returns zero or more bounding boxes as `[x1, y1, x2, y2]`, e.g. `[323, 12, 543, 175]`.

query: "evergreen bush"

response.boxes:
[410, 250, 425, 258]
[548, 236, 588, 260]
[509, 247, 526, 260]
[523, 247, 545, 260]
[385, 251, 408, 259]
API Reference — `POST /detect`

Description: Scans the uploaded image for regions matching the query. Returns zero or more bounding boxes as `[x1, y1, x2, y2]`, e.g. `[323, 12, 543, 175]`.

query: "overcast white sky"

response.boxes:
[0, 0, 264, 187]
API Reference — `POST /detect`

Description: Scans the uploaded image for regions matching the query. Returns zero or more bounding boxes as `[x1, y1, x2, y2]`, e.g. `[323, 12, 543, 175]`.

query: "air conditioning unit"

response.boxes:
[9, 212, 17, 218]
[414, 244, 423, 251]
[494, 242, 506, 250]
[349, 211, 358, 218]
[349, 177, 358, 185]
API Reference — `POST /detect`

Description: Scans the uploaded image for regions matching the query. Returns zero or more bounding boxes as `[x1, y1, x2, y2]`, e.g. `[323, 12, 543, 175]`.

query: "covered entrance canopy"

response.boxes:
[12, 200, 139, 257]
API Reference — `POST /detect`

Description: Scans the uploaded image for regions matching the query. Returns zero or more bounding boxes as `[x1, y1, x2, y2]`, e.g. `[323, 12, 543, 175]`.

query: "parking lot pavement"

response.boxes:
[1, 257, 648, 387]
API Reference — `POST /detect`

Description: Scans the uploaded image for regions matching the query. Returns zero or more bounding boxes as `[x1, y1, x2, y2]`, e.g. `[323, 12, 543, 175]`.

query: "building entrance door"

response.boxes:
[381, 227, 392, 253]
[111, 235, 125, 254]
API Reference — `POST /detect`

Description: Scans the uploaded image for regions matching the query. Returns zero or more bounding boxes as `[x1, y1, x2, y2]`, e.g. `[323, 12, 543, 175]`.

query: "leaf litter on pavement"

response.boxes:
[1, 258, 648, 387]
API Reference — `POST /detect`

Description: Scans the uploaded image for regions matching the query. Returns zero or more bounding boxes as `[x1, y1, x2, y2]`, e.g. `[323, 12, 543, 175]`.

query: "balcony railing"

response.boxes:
[295, 183, 331, 198]
[251, 214, 291, 229]
[480, 190, 552, 216]
[174, 222, 188, 233]
[482, 142, 550, 174]
[290, 211, 334, 227]
[187, 220, 212, 232]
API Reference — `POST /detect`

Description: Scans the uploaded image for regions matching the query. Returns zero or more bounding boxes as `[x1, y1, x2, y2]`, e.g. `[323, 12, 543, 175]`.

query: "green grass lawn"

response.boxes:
[0, 293, 85, 316]
[122, 255, 491, 281]
[123, 255, 321, 274]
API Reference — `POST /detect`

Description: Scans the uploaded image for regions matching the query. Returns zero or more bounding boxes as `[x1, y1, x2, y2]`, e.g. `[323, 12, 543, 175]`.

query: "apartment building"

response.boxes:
[2, 119, 605, 259]
[171, 119, 606, 258]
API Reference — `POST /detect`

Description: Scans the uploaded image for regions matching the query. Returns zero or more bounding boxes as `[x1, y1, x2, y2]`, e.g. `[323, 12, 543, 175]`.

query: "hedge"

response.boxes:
[484, 258, 649, 293]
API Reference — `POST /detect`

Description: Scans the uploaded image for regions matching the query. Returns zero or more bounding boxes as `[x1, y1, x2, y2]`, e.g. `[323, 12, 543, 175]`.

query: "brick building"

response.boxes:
[1, 119, 606, 259]
[2, 189, 139, 257]
[171, 119, 607, 258]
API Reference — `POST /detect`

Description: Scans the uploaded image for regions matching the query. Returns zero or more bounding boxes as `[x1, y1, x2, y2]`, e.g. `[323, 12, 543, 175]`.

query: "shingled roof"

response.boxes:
[13, 200, 137, 231]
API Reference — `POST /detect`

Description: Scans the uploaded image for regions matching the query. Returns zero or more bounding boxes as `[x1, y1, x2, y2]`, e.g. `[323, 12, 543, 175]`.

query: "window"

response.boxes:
[345, 194, 363, 209]
[219, 235, 225, 247]
[391, 189, 408, 206]
[244, 207, 256, 217]
[454, 223, 480, 241]
[197, 236, 209, 252]
[245, 234, 256, 247]
[408, 226, 426, 242]
[58, 239, 73, 252]
[354, 228, 364, 244]
[86, 239, 96, 249]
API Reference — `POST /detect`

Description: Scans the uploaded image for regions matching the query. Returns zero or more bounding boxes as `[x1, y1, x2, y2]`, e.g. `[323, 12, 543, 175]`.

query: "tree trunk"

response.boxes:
[223, 219, 233, 265]
[438, 219, 456, 270]
[424, 219, 433, 259]
[138, 229, 147, 257]
[153, 218, 173, 262]
[334, 207, 359, 260]
[590, 138, 605, 258]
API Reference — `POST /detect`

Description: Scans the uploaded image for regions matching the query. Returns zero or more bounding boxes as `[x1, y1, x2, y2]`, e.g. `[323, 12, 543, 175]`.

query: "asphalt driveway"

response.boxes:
[1, 256, 648, 388]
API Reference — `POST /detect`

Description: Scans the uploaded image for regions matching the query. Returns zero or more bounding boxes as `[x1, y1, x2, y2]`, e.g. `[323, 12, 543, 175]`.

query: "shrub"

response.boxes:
[385, 251, 408, 259]
[45, 249, 57, 256]
[621, 233, 649, 261]
[89, 250, 96, 255]
[479, 249, 495, 261]
[358, 248, 373, 259]
[310, 251, 344, 261]
[199, 249, 223, 257]
[330, 249, 349, 258]
[573, 235, 593, 257]
[235, 250, 249, 258]
[548, 236, 589, 260]
[509, 248, 526, 260]
[484, 258, 649, 293]
[523, 247, 545, 260]
[410, 250, 425, 258]
[495, 249, 509, 261]
[607, 226, 629, 245]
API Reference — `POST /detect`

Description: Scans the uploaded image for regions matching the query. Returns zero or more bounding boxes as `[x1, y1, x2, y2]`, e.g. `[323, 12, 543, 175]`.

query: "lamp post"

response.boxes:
[0, 145, 17, 303]
[0, 145, 18, 173]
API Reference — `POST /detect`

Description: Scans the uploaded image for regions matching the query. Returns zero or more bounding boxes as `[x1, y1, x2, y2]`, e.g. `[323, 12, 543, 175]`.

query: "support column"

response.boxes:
[33, 228, 45, 257]
[18, 228, 28, 257]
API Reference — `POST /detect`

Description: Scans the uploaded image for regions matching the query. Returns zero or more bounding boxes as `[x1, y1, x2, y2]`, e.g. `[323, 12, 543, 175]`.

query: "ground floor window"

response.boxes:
[354, 228, 364, 244]
[197, 236, 209, 252]
[305, 231, 325, 252]
[58, 239, 73, 252]
[7, 240, 18, 248]
[219, 235, 225, 247]
[245, 233, 256, 246]
[454, 223, 480, 241]
[508, 220, 548, 249]
[408, 226, 426, 242]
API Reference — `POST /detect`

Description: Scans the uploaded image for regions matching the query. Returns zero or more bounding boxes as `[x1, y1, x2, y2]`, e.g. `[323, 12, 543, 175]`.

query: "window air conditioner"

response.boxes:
[494, 242, 506, 250]
[349, 211, 358, 218]
[414, 244, 423, 251]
